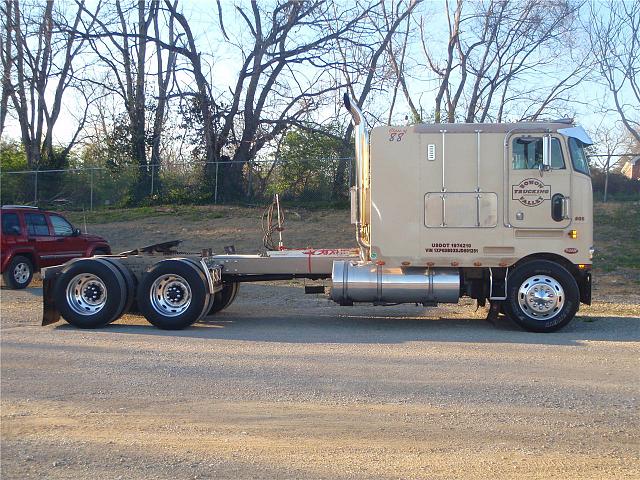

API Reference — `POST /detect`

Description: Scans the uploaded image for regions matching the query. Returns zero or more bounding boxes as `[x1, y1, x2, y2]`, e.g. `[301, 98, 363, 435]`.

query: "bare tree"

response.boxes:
[591, 125, 628, 202]
[164, 1, 375, 200]
[150, 0, 177, 175]
[76, 0, 179, 199]
[418, 0, 588, 123]
[331, 0, 419, 199]
[384, 1, 420, 124]
[1, 0, 95, 169]
[0, 1, 13, 137]
[588, 0, 640, 143]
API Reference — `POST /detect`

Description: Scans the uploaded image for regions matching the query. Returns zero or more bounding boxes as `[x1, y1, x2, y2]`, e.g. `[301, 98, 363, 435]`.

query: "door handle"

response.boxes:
[561, 196, 570, 220]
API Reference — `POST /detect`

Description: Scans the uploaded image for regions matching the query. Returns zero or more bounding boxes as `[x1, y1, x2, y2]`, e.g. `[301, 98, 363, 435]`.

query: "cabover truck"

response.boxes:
[41, 95, 594, 333]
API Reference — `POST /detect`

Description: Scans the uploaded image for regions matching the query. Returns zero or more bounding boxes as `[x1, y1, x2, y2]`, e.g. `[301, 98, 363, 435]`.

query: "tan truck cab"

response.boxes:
[333, 96, 593, 332]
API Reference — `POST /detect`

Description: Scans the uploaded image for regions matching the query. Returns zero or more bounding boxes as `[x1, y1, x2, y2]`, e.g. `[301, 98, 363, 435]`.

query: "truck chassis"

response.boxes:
[41, 96, 593, 333]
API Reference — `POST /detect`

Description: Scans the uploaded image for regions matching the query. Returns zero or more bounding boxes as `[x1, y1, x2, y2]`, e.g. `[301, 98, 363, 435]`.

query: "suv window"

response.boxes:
[50, 215, 74, 236]
[512, 137, 564, 170]
[25, 213, 50, 236]
[1, 213, 21, 235]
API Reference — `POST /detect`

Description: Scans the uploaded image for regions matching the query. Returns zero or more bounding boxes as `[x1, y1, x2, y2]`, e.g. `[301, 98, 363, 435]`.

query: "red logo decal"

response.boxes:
[564, 247, 578, 254]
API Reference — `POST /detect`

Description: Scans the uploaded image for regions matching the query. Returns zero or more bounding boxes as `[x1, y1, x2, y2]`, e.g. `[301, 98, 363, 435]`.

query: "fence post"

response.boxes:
[150, 164, 154, 196]
[214, 161, 219, 204]
[90, 168, 94, 211]
[34, 170, 38, 205]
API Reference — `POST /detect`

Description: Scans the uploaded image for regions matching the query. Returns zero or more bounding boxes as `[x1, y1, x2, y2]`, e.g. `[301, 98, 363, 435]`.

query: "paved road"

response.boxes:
[1, 283, 639, 479]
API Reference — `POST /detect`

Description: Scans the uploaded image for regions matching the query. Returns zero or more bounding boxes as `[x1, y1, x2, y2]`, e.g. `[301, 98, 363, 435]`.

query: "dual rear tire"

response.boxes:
[55, 257, 240, 330]
[137, 260, 240, 329]
[137, 259, 210, 330]
[54, 258, 130, 329]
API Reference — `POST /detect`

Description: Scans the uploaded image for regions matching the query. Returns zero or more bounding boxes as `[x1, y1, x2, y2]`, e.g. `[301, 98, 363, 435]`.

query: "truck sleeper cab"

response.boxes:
[334, 96, 593, 332]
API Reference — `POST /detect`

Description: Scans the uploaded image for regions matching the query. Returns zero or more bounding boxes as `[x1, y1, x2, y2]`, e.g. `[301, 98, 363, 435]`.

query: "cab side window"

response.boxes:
[25, 213, 50, 236]
[50, 215, 74, 236]
[1, 213, 21, 235]
[512, 137, 565, 170]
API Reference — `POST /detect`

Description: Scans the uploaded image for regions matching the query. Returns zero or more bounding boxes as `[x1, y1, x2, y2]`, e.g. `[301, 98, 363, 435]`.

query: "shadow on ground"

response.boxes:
[51, 307, 640, 347]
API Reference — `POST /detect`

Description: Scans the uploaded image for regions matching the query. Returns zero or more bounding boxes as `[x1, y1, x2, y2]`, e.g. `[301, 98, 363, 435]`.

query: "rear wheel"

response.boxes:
[503, 260, 579, 332]
[54, 258, 127, 328]
[137, 259, 209, 330]
[207, 282, 239, 315]
[101, 258, 136, 318]
[3, 255, 34, 289]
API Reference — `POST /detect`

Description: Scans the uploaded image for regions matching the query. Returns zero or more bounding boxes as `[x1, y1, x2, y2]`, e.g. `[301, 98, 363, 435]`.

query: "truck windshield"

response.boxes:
[568, 137, 590, 175]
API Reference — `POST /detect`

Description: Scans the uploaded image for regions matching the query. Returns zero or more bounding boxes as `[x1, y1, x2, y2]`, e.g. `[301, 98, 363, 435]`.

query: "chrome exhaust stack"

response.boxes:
[330, 261, 460, 305]
[344, 94, 370, 261]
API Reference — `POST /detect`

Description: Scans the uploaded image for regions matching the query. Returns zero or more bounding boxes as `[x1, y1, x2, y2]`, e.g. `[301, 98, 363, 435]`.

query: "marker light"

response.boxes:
[568, 230, 578, 239]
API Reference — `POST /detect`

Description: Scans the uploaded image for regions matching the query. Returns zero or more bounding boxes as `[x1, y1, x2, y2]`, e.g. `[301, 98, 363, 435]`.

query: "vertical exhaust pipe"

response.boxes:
[343, 94, 370, 261]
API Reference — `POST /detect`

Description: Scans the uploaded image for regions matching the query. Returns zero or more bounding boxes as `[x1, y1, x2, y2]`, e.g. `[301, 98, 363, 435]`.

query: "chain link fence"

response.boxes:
[0, 157, 355, 210]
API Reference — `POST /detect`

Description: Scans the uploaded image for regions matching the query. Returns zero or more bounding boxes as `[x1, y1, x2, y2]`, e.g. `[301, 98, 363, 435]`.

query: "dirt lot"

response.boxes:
[2, 283, 639, 479]
[76, 205, 356, 254]
[2, 205, 639, 478]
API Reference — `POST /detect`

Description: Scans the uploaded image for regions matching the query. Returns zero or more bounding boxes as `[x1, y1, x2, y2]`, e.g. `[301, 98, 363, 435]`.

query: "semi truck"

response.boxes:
[41, 95, 594, 333]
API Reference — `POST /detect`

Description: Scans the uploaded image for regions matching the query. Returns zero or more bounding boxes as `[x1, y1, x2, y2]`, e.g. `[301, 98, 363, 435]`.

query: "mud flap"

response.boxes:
[42, 271, 62, 326]
[578, 271, 592, 305]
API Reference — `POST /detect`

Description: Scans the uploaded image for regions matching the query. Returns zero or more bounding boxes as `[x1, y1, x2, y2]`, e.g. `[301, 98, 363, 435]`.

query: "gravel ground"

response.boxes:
[1, 282, 639, 479]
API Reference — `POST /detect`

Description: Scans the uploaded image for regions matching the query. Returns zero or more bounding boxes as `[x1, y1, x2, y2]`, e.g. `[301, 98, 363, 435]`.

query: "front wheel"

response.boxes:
[503, 260, 579, 333]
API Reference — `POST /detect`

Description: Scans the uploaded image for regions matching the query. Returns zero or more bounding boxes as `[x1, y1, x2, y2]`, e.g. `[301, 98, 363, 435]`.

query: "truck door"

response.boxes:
[508, 134, 571, 229]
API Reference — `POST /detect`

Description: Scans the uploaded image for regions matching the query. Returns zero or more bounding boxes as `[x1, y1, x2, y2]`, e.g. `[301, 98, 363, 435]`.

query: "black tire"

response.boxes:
[503, 260, 579, 333]
[54, 258, 127, 328]
[137, 259, 209, 330]
[101, 258, 136, 318]
[2, 255, 34, 289]
[207, 282, 239, 315]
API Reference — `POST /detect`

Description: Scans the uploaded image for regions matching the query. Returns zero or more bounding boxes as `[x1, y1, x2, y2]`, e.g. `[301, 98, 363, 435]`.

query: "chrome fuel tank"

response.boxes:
[330, 261, 460, 305]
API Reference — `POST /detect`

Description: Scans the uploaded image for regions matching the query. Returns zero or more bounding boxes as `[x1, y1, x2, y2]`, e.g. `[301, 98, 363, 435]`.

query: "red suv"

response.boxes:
[1, 206, 111, 289]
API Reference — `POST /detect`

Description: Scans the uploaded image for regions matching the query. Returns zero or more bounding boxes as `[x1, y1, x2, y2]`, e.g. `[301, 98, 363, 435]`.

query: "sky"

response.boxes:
[1, 0, 634, 159]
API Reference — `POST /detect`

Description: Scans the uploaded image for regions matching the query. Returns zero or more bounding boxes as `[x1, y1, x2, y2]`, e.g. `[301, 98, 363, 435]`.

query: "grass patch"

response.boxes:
[65, 205, 230, 224]
[593, 201, 640, 275]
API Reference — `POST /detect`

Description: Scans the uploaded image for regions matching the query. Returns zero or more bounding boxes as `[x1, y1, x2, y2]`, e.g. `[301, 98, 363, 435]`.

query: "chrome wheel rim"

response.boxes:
[518, 274, 564, 320]
[66, 273, 108, 315]
[150, 274, 192, 317]
[13, 262, 30, 284]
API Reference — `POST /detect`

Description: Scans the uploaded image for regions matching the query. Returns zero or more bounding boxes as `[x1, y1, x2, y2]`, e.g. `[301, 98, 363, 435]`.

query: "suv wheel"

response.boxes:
[3, 256, 34, 289]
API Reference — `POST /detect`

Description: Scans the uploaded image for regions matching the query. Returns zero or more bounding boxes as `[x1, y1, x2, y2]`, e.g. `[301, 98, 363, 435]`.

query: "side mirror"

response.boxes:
[73, 228, 81, 237]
